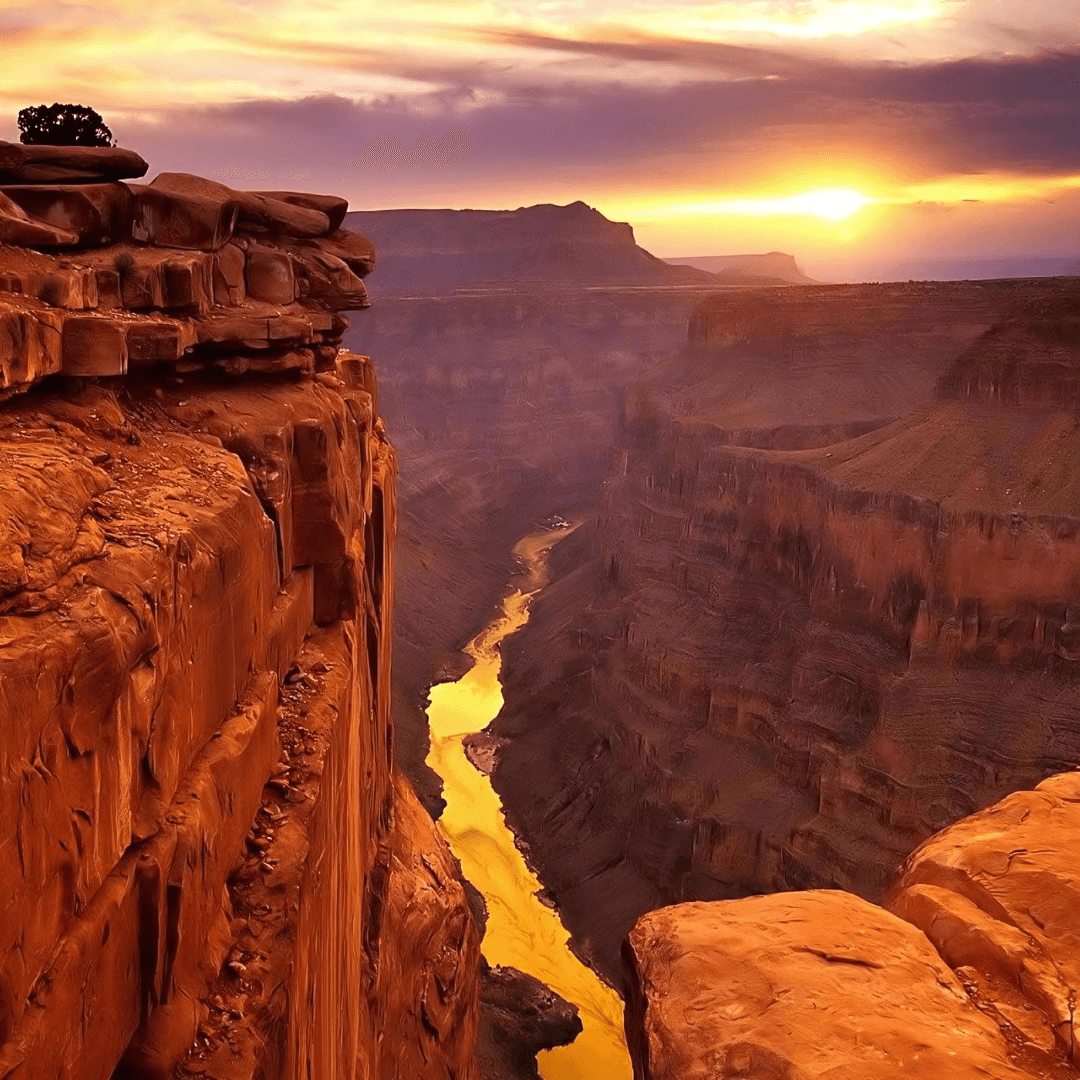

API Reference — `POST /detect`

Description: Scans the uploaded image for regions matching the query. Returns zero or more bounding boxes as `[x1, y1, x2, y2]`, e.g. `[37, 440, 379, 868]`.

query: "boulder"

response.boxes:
[212, 243, 246, 305]
[129, 184, 240, 250]
[0, 298, 64, 395]
[888, 770, 1080, 1067]
[193, 308, 315, 349]
[0, 141, 149, 184]
[283, 228, 375, 277]
[60, 313, 128, 375]
[0, 183, 133, 246]
[326, 228, 376, 277]
[245, 244, 296, 305]
[624, 892, 1036, 1080]
[0, 191, 80, 248]
[259, 191, 348, 231]
[292, 249, 368, 310]
[150, 174, 330, 239]
[126, 317, 198, 364]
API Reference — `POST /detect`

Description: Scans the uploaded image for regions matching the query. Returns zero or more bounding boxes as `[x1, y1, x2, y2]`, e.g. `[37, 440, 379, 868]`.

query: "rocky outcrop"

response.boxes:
[0, 153, 480, 1078]
[624, 892, 1039, 1080]
[0, 148, 373, 401]
[374, 772, 482, 1079]
[490, 277, 1080, 982]
[888, 770, 1080, 1070]
[476, 963, 583, 1080]
[624, 771, 1080, 1080]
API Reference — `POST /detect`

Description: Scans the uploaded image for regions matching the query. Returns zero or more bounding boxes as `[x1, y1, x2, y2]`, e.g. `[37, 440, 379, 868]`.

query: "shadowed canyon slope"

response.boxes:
[344, 279, 728, 812]
[489, 277, 1080, 981]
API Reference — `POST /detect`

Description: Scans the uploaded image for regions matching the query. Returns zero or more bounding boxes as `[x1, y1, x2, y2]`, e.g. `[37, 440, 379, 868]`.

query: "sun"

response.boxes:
[725, 188, 876, 222]
[628, 188, 876, 223]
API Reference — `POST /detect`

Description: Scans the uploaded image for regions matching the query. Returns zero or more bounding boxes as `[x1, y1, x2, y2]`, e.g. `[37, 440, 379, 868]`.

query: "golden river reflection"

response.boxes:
[425, 528, 633, 1080]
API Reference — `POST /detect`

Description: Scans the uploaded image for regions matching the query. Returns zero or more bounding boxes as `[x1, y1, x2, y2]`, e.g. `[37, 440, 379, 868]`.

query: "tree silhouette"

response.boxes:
[18, 104, 114, 147]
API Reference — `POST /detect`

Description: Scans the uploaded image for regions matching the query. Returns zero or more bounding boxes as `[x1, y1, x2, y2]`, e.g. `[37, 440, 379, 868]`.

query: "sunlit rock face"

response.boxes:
[888, 770, 1080, 1074]
[625, 771, 1080, 1080]
[624, 893, 1038, 1080]
[0, 152, 481, 1079]
[490, 277, 1080, 982]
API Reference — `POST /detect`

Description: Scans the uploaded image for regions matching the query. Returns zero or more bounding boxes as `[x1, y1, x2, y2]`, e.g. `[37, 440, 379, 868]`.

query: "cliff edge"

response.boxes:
[0, 143, 481, 1079]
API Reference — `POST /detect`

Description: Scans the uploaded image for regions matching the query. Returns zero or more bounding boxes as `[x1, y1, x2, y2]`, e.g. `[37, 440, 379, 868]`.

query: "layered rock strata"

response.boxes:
[0, 150, 479, 1079]
[624, 770, 1080, 1080]
[491, 278, 1080, 981]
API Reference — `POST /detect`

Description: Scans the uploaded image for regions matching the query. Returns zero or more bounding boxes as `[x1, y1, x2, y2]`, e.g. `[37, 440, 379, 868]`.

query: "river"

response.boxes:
[424, 527, 633, 1080]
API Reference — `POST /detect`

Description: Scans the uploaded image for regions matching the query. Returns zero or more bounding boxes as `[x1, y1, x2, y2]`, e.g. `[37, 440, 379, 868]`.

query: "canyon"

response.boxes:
[3, 138, 1080, 1080]
[489, 277, 1080, 983]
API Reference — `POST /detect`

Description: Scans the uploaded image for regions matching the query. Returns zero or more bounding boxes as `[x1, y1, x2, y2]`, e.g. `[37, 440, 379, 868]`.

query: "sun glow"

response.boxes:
[688, 0, 962, 39]
[645, 188, 876, 222]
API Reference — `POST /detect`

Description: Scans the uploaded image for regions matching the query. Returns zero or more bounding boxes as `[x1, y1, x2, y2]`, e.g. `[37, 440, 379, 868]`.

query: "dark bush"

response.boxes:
[18, 103, 113, 147]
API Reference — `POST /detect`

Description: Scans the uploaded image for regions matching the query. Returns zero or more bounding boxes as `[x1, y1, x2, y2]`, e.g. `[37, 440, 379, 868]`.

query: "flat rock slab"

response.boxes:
[151, 173, 330, 239]
[0, 141, 148, 184]
[625, 891, 1037, 1080]
[260, 190, 349, 232]
[1, 183, 133, 247]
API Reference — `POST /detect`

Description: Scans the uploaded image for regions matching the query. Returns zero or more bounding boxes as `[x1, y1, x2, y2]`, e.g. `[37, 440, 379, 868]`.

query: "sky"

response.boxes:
[0, 0, 1077, 280]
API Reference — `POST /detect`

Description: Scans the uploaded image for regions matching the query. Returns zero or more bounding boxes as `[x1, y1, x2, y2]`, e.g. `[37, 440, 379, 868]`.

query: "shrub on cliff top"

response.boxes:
[18, 103, 114, 146]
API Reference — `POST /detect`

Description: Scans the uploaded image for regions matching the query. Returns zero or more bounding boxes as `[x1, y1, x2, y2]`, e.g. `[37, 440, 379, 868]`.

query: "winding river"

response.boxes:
[425, 527, 633, 1080]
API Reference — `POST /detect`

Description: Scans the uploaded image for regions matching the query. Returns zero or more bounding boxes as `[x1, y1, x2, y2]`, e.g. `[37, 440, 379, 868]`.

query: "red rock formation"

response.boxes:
[624, 772, 1080, 1080]
[624, 892, 1038, 1080]
[0, 150, 480, 1078]
[889, 770, 1080, 1072]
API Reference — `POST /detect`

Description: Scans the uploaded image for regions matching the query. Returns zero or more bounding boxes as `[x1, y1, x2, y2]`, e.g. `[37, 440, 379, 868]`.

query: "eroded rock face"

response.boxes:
[624, 891, 1037, 1080]
[889, 770, 1080, 1072]
[0, 157, 480, 1079]
[374, 771, 482, 1080]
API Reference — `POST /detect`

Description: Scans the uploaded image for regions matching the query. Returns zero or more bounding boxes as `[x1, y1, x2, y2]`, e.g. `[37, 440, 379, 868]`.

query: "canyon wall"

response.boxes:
[491, 277, 1080, 981]
[0, 144, 481, 1079]
[624, 768, 1080, 1079]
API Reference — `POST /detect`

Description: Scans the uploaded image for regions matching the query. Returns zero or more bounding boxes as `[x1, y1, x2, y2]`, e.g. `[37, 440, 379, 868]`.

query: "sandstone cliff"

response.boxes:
[0, 144, 481, 1079]
[490, 276, 1080, 981]
[624, 769, 1080, 1079]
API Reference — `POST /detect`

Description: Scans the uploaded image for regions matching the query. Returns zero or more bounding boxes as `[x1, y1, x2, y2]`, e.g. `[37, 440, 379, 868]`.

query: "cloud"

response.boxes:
[119, 42, 1079, 186]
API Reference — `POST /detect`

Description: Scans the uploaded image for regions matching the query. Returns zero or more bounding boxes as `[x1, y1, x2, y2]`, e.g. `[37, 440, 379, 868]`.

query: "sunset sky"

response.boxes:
[1, 0, 1077, 279]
